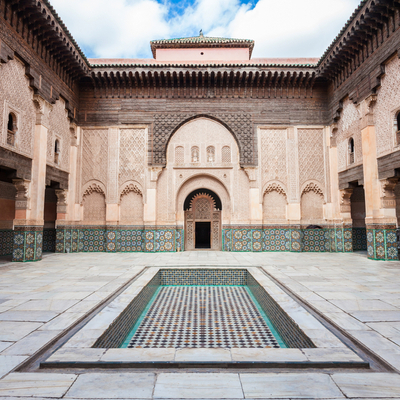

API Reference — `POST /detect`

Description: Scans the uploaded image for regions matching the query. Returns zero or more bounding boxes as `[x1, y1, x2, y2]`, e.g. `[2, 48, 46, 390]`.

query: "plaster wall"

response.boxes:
[155, 48, 250, 61]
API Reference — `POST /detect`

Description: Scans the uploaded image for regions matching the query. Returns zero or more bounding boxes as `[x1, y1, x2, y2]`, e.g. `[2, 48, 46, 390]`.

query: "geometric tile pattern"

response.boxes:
[49, 225, 398, 260]
[367, 227, 398, 261]
[160, 269, 247, 286]
[352, 227, 367, 251]
[124, 286, 283, 349]
[302, 229, 331, 252]
[42, 228, 56, 252]
[247, 274, 315, 348]
[0, 229, 13, 256]
[12, 226, 43, 262]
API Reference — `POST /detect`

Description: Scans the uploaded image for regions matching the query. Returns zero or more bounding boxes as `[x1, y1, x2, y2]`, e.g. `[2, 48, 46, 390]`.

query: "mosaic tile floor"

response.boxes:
[126, 286, 283, 348]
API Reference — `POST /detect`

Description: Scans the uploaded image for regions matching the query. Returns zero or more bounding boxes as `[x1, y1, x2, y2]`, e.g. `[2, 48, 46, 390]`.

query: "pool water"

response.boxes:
[121, 285, 287, 349]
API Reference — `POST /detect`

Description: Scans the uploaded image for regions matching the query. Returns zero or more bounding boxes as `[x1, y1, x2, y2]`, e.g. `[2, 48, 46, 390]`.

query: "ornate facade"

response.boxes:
[1, 0, 400, 261]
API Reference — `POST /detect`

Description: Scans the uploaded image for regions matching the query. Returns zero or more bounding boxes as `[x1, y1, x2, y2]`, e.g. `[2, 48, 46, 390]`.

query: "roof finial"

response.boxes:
[199, 29, 203, 37]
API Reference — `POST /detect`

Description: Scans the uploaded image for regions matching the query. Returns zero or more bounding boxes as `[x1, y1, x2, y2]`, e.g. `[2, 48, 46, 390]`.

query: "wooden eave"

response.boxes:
[3, 0, 90, 76]
[86, 65, 320, 99]
[317, 0, 400, 78]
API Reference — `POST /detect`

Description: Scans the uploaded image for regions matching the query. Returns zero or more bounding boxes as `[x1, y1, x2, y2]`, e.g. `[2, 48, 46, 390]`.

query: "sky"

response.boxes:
[49, 0, 362, 60]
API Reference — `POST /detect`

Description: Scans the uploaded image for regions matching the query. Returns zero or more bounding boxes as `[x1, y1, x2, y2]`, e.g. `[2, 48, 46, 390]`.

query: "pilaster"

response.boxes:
[12, 95, 51, 261]
[360, 94, 397, 260]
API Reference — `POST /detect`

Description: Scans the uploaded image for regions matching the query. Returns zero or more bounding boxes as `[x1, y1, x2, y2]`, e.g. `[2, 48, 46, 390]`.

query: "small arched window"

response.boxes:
[175, 146, 184, 164]
[7, 113, 17, 146]
[222, 146, 231, 163]
[396, 111, 400, 145]
[54, 139, 60, 164]
[206, 146, 215, 163]
[348, 137, 355, 164]
[191, 146, 199, 163]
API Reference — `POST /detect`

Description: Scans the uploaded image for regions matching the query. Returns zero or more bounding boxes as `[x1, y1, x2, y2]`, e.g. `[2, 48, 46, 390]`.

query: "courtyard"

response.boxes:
[0, 251, 400, 398]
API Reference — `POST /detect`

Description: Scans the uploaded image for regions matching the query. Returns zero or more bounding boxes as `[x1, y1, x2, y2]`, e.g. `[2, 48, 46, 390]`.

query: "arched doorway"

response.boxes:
[184, 189, 222, 250]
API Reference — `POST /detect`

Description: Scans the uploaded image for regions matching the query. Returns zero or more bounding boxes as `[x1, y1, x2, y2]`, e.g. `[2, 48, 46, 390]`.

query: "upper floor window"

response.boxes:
[191, 146, 199, 163]
[396, 111, 400, 146]
[54, 139, 60, 164]
[206, 146, 215, 163]
[348, 137, 354, 164]
[7, 113, 17, 146]
[222, 146, 231, 163]
[175, 146, 184, 164]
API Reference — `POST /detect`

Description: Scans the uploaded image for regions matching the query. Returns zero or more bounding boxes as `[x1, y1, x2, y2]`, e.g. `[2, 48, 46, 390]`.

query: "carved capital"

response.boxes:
[330, 123, 338, 148]
[70, 123, 78, 146]
[339, 188, 353, 214]
[360, 94, 377, 129]
[244, 167, 257, 182]
[33, 94, 52, 127]
[150, 167, 163, 182]
[380, 178, 398, 209]
[12, 178, 30, 210]
[55, 189, 68, 213]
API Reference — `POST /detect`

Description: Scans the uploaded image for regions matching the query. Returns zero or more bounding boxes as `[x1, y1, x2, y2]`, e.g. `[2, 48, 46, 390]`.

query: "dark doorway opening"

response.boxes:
[195, 222, 211, 249]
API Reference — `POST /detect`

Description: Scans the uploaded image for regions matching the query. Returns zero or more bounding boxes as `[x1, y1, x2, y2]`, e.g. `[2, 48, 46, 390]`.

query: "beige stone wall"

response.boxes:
[0, 58, 35, 158]
[375, 56, 400, 157]
[161, 117, 245, 225]
[336, 97, 361, 173]
[74, 119, 333, 227]
[77, 126, 147, 224]
[47, 98, 71, 172]
[259, 127, 327, 225]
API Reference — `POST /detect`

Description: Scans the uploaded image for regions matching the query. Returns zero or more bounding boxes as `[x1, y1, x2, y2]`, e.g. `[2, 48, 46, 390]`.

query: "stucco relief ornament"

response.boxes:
[33, 94, 52, 127]
[380, 178, 398, 209]
[339, 188, 353, 214]
[12, 178, 30, 210]
[264, 183, 286, 196]
[82, 183, 105, 203]
[55, 189, 68, 214]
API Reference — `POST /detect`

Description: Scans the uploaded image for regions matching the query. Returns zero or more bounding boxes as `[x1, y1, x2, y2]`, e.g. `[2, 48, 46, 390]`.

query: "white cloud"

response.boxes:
[50, 0, 361, 59]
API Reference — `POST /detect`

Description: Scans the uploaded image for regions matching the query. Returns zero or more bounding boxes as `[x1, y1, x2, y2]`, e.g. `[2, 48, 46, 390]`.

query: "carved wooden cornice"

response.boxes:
[88, 68, 317, 100]
[317, 0, 400, 88]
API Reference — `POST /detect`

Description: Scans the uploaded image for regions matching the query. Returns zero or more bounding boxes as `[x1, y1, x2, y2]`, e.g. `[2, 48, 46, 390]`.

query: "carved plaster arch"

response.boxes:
[189, 193, 217, 211]
[300, 180, 324, 198]
[153, 113, 254, 166]
[81, 180, 106, 204]
[262, 181, 287, 197]
[176, 174, 231, 223]
[119, 180, 144, 203]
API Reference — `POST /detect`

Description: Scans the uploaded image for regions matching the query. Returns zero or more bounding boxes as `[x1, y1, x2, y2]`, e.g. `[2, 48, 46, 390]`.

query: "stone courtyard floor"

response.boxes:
[1, 251, 400, 398]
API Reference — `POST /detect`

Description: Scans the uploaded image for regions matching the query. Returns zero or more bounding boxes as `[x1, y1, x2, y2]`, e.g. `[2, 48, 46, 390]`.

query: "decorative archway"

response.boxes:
[184, 189, 222, 250]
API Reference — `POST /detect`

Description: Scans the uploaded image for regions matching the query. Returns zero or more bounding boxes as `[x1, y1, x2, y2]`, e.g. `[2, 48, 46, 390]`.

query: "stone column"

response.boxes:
[244, 167, 263, 252]
[360, 95, 398, 260]
[144, 167, 162, 252]
[105, 128, 119, 252]
[327, 125, 349, 252]
[12, 95, 51, 262]
[286, 127, 301, 251]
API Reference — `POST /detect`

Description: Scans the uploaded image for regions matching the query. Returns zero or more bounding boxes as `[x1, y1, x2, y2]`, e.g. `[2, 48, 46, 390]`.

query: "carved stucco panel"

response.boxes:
[119, 128, 146, 188]
[81, 129, 108, 192]
[259, 129, 287, 187]
[298, 128, 325, 187]
[152, 113, 254, 166]
[336, 97, 361, 172]
[375, 56, 400, 156]
[47, 98, 71, 172]
[0, 59, 35, 157]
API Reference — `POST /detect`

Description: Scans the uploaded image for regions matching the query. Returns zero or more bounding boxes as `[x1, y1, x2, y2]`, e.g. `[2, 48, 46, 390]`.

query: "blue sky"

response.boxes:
[50, 0, 361, 59]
